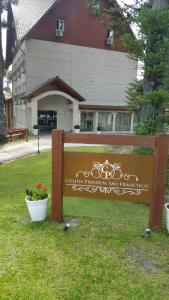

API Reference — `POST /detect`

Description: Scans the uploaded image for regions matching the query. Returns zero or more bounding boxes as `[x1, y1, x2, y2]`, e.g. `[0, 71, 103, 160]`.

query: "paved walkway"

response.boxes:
[0, 134, 101, 163]
[0, 135, 49, 163]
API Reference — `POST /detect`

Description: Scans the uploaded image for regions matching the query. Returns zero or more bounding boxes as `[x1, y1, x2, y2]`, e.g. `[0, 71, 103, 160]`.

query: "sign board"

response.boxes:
[52, 130, 169, 228]
[64, 152, 155, 204]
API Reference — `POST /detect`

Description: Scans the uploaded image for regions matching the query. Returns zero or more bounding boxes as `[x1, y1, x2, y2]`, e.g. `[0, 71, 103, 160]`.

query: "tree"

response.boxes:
[0, 0, 17, 143]
[106, 0, 169, 134]
[0, 0, 6, 143]
[129, 0, 169, 134]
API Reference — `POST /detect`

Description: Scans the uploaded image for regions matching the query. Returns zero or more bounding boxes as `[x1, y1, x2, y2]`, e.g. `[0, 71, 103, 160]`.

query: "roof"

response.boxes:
[12, 0, 60, 40]
[79, 105, 129, 112]
[23, 76, 85, 102]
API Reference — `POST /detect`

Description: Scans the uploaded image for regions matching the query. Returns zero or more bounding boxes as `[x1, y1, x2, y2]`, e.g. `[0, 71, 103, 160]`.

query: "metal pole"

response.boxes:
[37, 129, 40, 153]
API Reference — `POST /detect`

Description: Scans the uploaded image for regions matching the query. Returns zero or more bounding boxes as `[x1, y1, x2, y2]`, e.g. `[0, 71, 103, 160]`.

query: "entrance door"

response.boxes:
[38, 110, 57, 131]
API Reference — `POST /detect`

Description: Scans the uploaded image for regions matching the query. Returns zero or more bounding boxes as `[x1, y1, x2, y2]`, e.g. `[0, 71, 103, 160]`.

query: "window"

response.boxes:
[38, 110, 57, 130]
[115, 112, 131, 132]
[90, 0, 100, 10]
[20, 61, 25, 74]
[56, 19, 64, 36]
[98, 112, 113, 131]
[106, 30, 114, 45]
[81, 112, 94, 131]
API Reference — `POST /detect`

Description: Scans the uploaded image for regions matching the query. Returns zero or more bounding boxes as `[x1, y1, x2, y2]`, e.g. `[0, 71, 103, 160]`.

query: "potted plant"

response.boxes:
[165, 202, 169, 232]
[97, 126, 102, 134]
[33, 124, 39, 136]
[74, 124, 80, 133]
[25, 183, 50, 222]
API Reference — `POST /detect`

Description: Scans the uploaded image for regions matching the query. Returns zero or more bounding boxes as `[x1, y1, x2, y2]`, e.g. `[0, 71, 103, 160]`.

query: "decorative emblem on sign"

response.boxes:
[71, 185, 143, 196]
[76, 160, 139, 181]
[65, 159, 149, 197]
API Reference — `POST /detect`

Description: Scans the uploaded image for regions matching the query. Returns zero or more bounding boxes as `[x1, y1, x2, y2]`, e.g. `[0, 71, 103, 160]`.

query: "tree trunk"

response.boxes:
[0, 0, 7, 143]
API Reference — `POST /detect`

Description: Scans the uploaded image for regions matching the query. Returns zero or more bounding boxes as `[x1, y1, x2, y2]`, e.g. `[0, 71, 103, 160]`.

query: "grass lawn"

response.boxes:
[0, 147, 169, 300]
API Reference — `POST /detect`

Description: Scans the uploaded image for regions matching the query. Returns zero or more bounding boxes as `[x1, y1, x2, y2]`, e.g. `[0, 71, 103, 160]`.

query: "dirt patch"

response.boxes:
[125, 245, 164, 274]
[139, 259, 161, 274]
[106, 146, 134, 154]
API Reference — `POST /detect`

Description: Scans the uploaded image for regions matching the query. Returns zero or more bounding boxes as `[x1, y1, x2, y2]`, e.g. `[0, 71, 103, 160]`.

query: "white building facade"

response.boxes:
[7, 0, 138, 134]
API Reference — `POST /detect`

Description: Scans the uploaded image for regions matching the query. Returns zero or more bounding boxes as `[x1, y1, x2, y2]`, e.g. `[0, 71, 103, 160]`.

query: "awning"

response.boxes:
[23, 76, 85, 102]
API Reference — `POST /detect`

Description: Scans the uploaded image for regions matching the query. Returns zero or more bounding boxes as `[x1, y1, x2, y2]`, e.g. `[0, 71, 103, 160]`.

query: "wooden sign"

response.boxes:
[52, 130, 169, 229]
[64, 152, 154, 204]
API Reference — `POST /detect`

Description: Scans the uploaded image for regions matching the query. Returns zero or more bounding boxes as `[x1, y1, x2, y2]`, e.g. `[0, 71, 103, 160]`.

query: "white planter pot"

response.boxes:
[25, 196, 49, 222]
[33, 129, 38, 136]
[74, 128, 80, 133]
[165, 202, 169, 232]
[97, 131, 101, 134]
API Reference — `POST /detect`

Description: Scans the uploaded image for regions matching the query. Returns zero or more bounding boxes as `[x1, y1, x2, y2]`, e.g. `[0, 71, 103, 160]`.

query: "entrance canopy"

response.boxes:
[23, 76, 85, 102]
[23, 76, 84, 132]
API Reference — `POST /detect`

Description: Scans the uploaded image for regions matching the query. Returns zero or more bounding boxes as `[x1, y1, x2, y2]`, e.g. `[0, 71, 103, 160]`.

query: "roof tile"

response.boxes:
[12, 0, 59, 40]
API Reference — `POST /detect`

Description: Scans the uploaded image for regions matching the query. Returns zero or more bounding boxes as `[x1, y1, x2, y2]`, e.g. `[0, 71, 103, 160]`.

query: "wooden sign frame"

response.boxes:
[52, 130, 169, 229]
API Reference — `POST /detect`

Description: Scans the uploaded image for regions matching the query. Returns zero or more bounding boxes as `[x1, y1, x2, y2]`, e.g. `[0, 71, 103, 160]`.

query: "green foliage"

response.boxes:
[127, 83, 169, 134]
[26, 183, 49, 200]
[124, 7, 169, 83]
[123, 5, 169, 134]
[134, 120, 157, 135]
[122, 33, 144, 59]
[134, 109, 168, 135]
[103, 0, 132, 39]
[105, 0, 169, 134]
[142, 88, 169, 107]
[126, 80, 143, 112]
[0, 0, 19, 142]
[74, 124, 80, 129]
[133, 147, 154, 155]
[122, 6, 169, 54]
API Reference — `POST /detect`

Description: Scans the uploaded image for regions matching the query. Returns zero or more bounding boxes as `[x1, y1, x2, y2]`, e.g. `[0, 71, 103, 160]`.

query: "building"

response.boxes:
[6, 0, 137, 134]
[4, 91, 13, 130]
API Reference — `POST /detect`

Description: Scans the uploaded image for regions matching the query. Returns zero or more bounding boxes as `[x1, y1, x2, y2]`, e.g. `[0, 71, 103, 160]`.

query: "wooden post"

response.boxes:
[149, 135, 169, 229]
[52, 130, 64, 222]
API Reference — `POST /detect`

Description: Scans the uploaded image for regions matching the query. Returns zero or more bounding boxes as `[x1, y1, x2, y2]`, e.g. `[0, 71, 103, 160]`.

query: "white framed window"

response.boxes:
[98, 112, 113, 131]
[90, 0, 100, 9]
[106, 30, 114, 45]
[115, 112, 131, 132]
[80, 112, 94, 131]
[56, 19, 64, 36]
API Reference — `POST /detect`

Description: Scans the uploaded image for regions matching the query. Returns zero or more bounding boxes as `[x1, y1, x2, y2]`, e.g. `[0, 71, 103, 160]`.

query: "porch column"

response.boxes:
[73, 102, 80, 127]
[112, 113, 117, 133]
[130, 113, 134, 133]
[95, 112, 98, 131]
[31, 97, 38, 132]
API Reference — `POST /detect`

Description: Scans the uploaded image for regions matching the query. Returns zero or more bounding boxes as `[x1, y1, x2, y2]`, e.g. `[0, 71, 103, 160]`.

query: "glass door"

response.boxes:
[38, 110, 57, 131]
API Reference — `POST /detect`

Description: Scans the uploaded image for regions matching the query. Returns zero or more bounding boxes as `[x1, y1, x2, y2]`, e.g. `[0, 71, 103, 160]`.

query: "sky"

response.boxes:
[117, 0, 136, 5]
